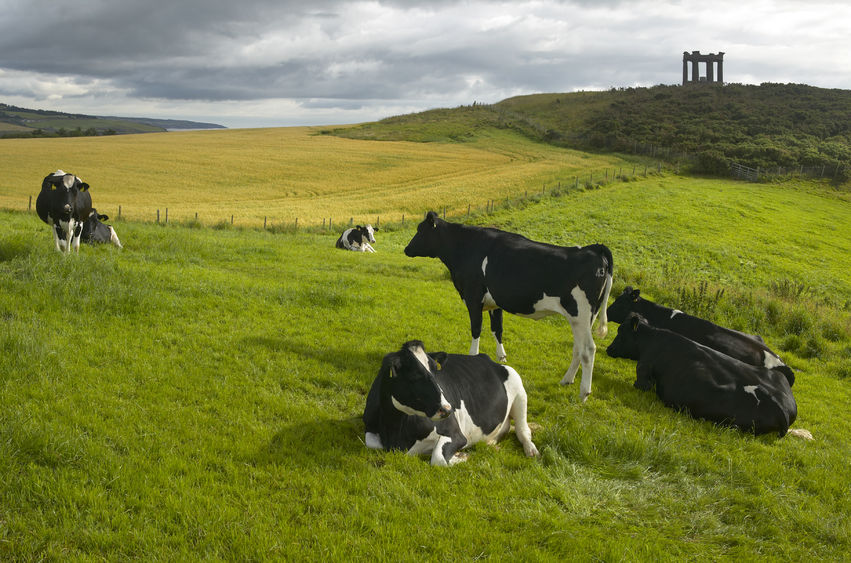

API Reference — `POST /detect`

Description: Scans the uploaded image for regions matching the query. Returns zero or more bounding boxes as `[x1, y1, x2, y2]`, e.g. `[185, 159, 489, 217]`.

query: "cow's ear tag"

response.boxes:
[632, 290, 640, 302]
[632, 317, 640, 331]
[435, 361, 442, 371]
[389, 366, 396, 378]
[50, 184, 56, 190]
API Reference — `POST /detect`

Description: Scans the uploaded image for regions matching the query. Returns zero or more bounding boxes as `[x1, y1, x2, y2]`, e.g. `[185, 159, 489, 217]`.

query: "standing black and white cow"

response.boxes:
[81, 209, 123, 248]
[336, 224, 377, 252]
[607, 287, 794, 386]
[404, 211, 613, 401]
[36, 170, 93, 253]
[363, 340, 539, 466]
[607, 313, 811, 438]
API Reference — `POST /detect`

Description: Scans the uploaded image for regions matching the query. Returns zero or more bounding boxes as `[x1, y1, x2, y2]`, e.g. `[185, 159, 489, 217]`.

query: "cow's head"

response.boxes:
[404, 211, 443, 258]
[606, 312, 646, 360]
[42, 171, 90, 221]
[358, 224, 377, 244]
[381, 340, 452, 421]
[606, 286, 641, 324]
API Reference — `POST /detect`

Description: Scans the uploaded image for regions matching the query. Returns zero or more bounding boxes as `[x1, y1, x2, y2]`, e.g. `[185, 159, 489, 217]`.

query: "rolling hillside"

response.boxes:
[334, 83, 851, 180]
[0, 103, 224, 137]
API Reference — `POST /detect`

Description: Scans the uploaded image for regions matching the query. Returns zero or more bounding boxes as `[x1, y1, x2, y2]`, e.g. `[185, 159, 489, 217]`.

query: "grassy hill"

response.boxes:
[1, 173, 850, 559]
[334, 83, 851, 180]
[0, 103, 224, 137]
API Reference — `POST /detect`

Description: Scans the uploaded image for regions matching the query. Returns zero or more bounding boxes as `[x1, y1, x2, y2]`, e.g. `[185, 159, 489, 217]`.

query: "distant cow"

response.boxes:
[81, 209, 123, 248]
[336, 224, 377, 252]
[35, 170, 93, 253]
[607, 313, 810, 438]
[404, 211, 613, 401]
[363, 340, 539, 466]
[607, 287, 794, 386]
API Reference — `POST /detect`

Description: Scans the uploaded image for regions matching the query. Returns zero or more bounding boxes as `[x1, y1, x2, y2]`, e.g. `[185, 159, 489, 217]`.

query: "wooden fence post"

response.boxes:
[28, 196, 32, 211]
[295, 218, 298, 230]
[264, 216, 267, 229]
[231, 215, 234, 225]
[119, 205, 122, 219]
[157, 209, 160, 223]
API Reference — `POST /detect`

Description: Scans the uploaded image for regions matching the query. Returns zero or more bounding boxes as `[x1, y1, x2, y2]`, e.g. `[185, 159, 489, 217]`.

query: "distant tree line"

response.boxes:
[1, 127, 117, 139]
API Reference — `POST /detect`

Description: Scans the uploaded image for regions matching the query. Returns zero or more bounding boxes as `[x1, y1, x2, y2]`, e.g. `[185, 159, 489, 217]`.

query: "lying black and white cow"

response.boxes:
[363, 340, 539, 466]
[81, 209, 123, 248]
[35, 170, 93, 253]
[404, 211, 613, 401]
[607, 287, 794, 386]
[336, 224, 377, 252]
[607, 313, 811, 438]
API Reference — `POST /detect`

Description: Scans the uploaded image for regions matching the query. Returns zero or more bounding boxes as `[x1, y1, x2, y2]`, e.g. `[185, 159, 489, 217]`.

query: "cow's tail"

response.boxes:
[593, 244, 614, 339]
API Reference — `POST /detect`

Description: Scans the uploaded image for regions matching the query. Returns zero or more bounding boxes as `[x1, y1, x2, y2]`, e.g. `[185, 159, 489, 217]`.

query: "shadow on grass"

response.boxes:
[251, 416, 367, 469]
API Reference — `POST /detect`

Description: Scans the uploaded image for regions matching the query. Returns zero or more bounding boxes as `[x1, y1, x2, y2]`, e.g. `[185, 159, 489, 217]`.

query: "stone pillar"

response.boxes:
[691, 56, 699, 83]
[717, 53, 724, 83]
[707, 59, 714, 82]
[683, 53, 689, 84]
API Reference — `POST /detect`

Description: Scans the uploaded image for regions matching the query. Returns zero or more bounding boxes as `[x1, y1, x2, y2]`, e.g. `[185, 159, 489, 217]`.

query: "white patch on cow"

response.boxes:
[469, 337, 480, 355]
[503, 366, 539, 457]
[391, 396, 429, 418]
[763, 351, 784, 370]
[670, 309, 683, 319]
[408, 342, 431, 371]
[516, 293, 566, 320]
[364, 432, 383, 450]
[108, 226, 123, 249]
[407, 428, 440, 457]
[481, 256, 488, 276]
[743, 385, 760, 405]
[62, 174, 76, 189]
[482, 290, 498, 311]
[365, 225, 376, 243]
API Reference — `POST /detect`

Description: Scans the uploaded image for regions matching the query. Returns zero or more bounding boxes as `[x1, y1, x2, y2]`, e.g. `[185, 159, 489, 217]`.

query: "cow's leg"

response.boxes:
[489, 309, 507, 362]
[52, 224, 65, 252]
[594, 273, 613, 338]
[559, 287, 597, 401]
[70, 219, 82, 252]
[430, 434, 467, 466]
[467, 299, 484, 356]
[363, 242, 376, 253]
[507, 380, 539, 457]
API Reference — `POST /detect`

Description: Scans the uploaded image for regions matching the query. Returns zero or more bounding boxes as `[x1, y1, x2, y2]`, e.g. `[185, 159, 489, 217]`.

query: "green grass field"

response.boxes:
[2, 169, 849, 559]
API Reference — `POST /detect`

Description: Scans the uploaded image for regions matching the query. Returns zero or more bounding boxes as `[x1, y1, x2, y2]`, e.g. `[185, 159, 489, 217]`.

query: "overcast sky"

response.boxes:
[1, 0, 849, 129]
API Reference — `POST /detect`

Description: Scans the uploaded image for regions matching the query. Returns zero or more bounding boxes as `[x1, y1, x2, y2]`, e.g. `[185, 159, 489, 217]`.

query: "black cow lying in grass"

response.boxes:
[363, 340, 539, 466]
[607, 313, 812, 439]
[607, 286, 794, 386]
[336, 224, 377, 252]
[82, 209, 123, 248]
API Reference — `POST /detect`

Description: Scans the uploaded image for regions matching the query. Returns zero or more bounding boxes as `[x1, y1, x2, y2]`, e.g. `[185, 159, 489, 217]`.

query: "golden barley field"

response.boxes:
[1, 126, 628, 227]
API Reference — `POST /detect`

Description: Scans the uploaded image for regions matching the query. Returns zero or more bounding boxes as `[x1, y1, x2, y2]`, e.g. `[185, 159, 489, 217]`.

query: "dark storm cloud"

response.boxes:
[1, 0, 849, 127]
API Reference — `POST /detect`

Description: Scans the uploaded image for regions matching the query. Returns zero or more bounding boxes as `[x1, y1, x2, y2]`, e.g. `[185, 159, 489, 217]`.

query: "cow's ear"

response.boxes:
[79, 182, 90, 192]
[429, 351, 449, 368]
[388, 355, 402, 378]
[631, 314, 641, 331]
[632, 289, 640, 301]
[426, 210, 439, 227]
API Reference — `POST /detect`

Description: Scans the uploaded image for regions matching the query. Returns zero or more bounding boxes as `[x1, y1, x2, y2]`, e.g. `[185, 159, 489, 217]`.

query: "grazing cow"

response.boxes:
[81, 209, 123, 248]
[404, 211, 613, 401]
[363, 340, 539, 466]
[607, 287, 794, 386]
[607, 314, 810, 438]
[36, 170, 93, 253]
[336, 224, 377, 252]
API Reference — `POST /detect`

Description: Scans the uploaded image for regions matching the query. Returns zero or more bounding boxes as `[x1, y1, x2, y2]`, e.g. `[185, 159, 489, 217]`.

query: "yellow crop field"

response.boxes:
[1, 126, 629, 227]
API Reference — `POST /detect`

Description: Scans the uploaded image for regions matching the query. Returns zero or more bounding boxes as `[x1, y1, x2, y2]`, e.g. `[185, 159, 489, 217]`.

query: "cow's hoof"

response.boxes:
[580, 392, 591, 403]
[497, 355, 507, 363]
